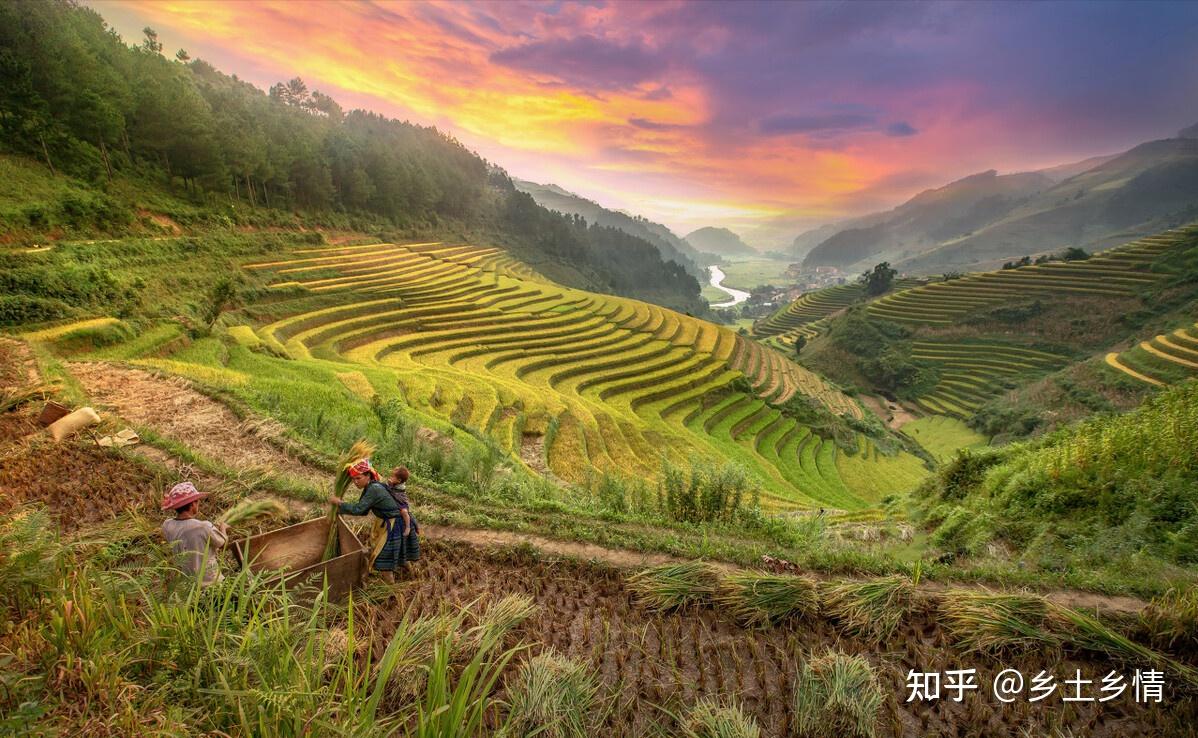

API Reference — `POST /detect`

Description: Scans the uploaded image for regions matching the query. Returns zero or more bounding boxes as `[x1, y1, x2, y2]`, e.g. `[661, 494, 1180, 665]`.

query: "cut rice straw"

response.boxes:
[627, 561, 720, 612]
[326, 439, 375, 560]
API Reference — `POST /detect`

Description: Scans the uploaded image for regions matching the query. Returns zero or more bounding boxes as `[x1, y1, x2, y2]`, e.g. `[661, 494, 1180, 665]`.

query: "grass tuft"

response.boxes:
[793, 649, 882, 738]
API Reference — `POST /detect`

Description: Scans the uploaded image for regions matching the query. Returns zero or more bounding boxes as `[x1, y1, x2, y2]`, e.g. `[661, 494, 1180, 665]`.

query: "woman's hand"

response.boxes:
[403, 526, 411, 536]
[329, 495, 343, 506]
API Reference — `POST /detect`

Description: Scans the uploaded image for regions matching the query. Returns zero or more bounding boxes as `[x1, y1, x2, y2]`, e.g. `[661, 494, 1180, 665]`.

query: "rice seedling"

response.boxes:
[627, 561, 721, 611]
[218, 497, 287, 527]
[714, 571, 819, 626]
[682, 697, 761, 738]
[503, 649, 604, 738]
[821, 576, 915, 642]
[793, 649, 883, 738]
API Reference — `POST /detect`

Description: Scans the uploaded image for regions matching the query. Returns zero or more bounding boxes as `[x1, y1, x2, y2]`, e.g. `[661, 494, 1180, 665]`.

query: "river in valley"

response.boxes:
[707, 265, 750, 308]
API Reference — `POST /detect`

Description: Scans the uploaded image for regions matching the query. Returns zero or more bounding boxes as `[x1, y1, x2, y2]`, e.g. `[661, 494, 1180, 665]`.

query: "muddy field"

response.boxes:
[359, 540, 1198, 737]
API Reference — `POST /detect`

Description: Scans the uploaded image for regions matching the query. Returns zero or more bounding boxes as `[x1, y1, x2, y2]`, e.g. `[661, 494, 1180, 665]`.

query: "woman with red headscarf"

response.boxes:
[329, 458, 405, 580]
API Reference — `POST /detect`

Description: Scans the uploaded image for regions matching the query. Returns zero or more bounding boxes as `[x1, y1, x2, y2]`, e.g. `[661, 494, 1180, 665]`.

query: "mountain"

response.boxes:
[803, 169, 1051, 270]
[788, 223, 842, 262]
[684, 227, 757, 259]
[900, 136, 1198, 272]
[0, 0, 704, 316]
[800, 126, 1198, 274]
[512, 179, 712, 275]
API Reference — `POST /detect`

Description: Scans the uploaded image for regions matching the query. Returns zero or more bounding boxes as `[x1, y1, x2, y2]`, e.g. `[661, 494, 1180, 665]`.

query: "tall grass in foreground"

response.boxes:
[503, 650, 604, 738]
[714, 572, 820, 626]
[0, 508, 536, 736]
[793, 650, 882, 738]
[682, 698, 761, 738]
[627, 561, 721, 611]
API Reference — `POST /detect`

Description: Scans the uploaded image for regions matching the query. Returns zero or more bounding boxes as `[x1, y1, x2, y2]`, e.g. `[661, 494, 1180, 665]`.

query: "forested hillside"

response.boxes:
[513, 179, 713, 274]
[0, 0, 704, 314]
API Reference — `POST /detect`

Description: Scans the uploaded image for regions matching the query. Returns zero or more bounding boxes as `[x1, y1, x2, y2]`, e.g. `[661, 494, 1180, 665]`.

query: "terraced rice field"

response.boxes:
[901, 416, 987, 463]
[866, 227, 1198, 326]
[909, 341, 1070, 417]
[242, 241, 925, 511]
[1106, 321, 1198, 387]
[753, 284, 863, 346]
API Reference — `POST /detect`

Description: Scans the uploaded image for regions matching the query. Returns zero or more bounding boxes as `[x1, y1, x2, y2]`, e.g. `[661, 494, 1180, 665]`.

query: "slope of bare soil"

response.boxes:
[70, 362, 328, 489]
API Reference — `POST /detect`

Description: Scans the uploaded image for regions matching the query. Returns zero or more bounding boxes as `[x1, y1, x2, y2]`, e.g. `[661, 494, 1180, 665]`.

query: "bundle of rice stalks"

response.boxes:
[941, 590, 1198, 689]
[1140, 588, 1198, 655]
[325, 439, 376, 560]
[503, 649, 604, 738]
[627, 561, 720, 612]
[821, 576, 915, 642]
[1050, 602, 1198, 689]
[1, 382, 58, 413]
[219, 498, 287, 527]
[939, 590, 1063, 655]
[793, 650, 882, 738]
[682, 697, 761, 738]
[468, 594, 537, 649]
[714, 571, 819, 626]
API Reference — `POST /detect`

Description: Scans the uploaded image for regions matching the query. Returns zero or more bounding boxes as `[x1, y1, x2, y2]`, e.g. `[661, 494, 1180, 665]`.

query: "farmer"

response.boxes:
[387, 466, 420, 565]
[329, 458, 405, 582]
[161, 481, 228, 586]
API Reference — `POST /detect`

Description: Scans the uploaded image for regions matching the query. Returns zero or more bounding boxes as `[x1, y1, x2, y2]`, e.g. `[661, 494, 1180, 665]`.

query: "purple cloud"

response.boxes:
[490, 34, 663, 89]
[886, 122, 918, 137]
[759, 112, 876, 136]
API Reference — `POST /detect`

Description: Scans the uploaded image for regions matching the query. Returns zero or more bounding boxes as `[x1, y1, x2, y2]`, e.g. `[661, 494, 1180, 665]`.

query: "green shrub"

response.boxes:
[658, 460, 754, 524]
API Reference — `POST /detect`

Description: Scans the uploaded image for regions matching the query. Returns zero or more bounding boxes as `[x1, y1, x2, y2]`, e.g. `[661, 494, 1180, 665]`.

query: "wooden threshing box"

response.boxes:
[231, 517, 368, 601]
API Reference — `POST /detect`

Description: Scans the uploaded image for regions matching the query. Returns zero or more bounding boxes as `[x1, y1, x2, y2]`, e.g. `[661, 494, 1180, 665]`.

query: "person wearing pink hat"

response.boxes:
[161, 481, 228, 586]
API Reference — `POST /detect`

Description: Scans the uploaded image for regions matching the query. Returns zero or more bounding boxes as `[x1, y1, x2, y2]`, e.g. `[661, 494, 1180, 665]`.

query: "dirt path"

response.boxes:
[70, 362, 329, 490]
[60, 359, 1150, 617]
[860, 393, 918, 430]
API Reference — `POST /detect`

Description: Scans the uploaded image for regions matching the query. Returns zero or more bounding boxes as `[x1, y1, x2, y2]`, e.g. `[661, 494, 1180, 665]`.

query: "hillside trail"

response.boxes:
[62, 359, 1149, 616]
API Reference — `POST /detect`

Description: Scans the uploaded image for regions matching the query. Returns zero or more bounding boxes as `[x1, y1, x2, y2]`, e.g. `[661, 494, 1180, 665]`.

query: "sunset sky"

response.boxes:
[93, 1, 1198, 249]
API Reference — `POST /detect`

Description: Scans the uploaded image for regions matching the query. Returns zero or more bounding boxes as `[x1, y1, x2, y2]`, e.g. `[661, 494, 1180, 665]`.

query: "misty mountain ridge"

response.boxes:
[683, 226, 757, 259]
[802, 124, 1198, 274]
[513, 179, 713, 275]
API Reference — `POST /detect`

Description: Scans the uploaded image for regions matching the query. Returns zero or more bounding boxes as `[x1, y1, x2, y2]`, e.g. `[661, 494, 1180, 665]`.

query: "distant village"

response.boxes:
[739, 264, 847, 318]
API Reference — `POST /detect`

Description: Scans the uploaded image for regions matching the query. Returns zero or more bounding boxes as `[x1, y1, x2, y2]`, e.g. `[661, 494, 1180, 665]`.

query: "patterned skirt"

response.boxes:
[369, 516, 421, 571]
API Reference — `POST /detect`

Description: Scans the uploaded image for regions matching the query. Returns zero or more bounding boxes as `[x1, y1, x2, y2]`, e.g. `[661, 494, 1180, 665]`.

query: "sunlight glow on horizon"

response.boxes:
[91, 0, 1198, 248]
